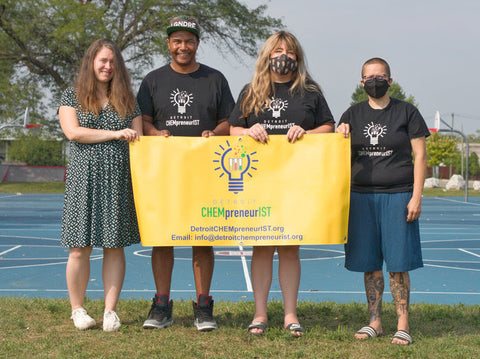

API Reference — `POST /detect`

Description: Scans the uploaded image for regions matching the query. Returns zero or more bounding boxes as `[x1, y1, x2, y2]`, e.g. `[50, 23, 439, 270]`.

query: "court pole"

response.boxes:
[438, 126, 469, 203]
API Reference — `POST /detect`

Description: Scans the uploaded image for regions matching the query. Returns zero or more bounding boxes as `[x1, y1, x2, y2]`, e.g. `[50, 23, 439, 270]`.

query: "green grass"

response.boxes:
[3, 182, 480, 196]
[0, 298, 479, 358]
[0, 182, 65, 193]
[423, 187, 480, 197]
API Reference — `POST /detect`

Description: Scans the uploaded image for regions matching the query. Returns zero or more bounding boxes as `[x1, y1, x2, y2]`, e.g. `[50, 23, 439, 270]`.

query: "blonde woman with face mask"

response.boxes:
[229, 30, 335, 337]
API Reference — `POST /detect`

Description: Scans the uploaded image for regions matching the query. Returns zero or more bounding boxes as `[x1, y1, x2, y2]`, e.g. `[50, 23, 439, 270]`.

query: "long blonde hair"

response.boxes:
[75, 39, 135, 118]
[240, 31, 321, 117]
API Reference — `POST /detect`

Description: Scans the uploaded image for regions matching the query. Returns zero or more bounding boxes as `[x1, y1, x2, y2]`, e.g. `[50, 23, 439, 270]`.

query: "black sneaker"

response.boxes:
[192, 294, 218, 331]
[143, 294, 173, 329]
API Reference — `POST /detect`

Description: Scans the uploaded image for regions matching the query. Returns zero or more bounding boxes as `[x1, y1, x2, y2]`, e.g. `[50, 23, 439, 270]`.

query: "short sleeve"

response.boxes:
[339, 107, 352, 126]
[339, 102, 365, 133]
[313, 92, 335, 126]
[227, 85, 249, 128]
[217, 73, 235, 121]
[60, 87, 78, 109]
[136, 78, 154, 117]
[133, 100, 141, 118]
[407, 104, 431, 139]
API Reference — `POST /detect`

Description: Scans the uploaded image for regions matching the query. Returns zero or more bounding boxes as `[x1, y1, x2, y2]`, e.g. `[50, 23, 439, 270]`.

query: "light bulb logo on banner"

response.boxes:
[213, 138, 259, 194]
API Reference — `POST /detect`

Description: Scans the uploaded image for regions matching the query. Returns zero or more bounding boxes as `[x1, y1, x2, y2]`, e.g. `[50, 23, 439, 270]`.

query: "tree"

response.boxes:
[426, 133, 459, 172]
[467, 130, 480, 143]
[0, 57, 46, 128]
[454, 151, 480, 177]
[469, 152, 480, 177]
[350, 81, 418, 106]
[8, 133, 65, 166]
[0, 0, 282, 129]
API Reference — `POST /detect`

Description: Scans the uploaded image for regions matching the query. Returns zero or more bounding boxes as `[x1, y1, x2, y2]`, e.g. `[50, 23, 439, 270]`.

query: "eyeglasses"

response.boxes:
[362, 74, 389, 81]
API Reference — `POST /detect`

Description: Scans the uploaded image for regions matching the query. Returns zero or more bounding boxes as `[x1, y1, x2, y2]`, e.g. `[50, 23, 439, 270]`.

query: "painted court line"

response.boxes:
[0, 194, 22, 199]
[433, 197, 480, 206]
[422, 238, 480, 244]
[0, 235, 60, 241]
[459, 248, 480, 258]
[0, 258, 102, 270]
[422, 233, 480, 237]
[0, 245, 21, 256]
[424, 263, 480, 272]
[0, 229, 59, 232]
[0, 262, 69, 270]
[424, 259, 480, 264]
[423, 248, 480, 251]
[238, 244, 253, 292]
[2, 257, 69, 261]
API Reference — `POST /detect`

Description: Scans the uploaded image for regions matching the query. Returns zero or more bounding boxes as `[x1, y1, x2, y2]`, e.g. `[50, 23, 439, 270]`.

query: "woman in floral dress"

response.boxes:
[59, 39, 142, 332]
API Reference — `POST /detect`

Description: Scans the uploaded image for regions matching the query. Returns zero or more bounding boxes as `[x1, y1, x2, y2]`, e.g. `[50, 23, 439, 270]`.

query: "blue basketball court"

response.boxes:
[1, 193, 479, 305]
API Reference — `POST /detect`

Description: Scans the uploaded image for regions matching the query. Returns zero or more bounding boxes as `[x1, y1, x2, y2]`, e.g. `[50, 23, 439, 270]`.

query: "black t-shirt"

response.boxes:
[339, 98, 430, 193]
[137, 64, 235, 136]
[228, 81, 334, 134]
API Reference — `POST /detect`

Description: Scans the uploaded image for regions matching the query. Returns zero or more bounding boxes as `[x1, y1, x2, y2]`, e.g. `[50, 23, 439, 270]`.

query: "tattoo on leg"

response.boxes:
[390, 272, 410, 318]
[365, 272, 384, 322]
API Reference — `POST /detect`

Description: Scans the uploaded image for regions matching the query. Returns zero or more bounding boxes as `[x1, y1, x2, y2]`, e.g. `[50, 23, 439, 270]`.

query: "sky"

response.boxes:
[191, 0, 480, 135]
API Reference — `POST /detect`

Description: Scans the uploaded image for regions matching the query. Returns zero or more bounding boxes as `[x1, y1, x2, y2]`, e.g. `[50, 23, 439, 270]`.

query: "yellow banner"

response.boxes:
[130, 134, 350, 246]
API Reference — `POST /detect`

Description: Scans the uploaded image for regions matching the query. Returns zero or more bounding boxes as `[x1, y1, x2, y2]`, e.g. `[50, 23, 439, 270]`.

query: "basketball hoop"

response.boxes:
[434, 111, 440, 131]
[23, 107, 42, 130]
[0, 106, 42, 132]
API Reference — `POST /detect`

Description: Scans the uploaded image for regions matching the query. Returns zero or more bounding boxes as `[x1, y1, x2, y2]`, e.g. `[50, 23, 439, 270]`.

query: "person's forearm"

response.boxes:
[412, 154, 427, 200]
[59, 107, 121, 144]
[143, 118, 162, 136]
[412, 139, 427, 200]
[65, 127, 122, 143]
[131, 116, 143, 136]
[212, 120, 229, 135]
[306, 122, 334, 134]
[230, 125, 249, 136]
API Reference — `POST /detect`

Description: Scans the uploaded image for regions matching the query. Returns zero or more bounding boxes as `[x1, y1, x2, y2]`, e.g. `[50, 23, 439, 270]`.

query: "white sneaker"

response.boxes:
[103, 310, 121, 332]
[71, 307, 96, 330]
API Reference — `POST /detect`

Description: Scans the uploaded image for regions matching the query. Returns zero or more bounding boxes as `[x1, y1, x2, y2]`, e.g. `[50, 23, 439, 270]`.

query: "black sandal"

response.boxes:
[247, 321, 267, 335]
[285, 323, 305, 337]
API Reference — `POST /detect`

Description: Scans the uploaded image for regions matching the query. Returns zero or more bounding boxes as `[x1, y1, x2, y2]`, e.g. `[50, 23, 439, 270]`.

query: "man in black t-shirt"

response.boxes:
[137, 15, 235, 332]
[337, 58, 430, 346]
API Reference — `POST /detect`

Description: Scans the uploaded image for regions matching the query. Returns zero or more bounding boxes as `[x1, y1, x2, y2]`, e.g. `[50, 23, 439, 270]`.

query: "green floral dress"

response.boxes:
[60, 87, 140, 248]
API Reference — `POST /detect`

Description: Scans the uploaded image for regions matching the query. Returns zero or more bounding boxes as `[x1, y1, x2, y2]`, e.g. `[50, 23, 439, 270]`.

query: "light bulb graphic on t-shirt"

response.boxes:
[268, 97, 288, 118]
[364, 122, 387, 145]
[170, 89, 193, 114]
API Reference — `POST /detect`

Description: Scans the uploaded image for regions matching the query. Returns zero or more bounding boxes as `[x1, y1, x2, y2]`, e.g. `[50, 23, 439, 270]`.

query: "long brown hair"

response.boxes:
[75, 39, 135, 117]
[240, 31, 321, 117]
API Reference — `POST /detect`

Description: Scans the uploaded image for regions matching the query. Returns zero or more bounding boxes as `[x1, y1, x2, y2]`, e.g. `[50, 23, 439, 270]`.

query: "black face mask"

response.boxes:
[270, 54, 298, 75]
[363, 79, 390, 98]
